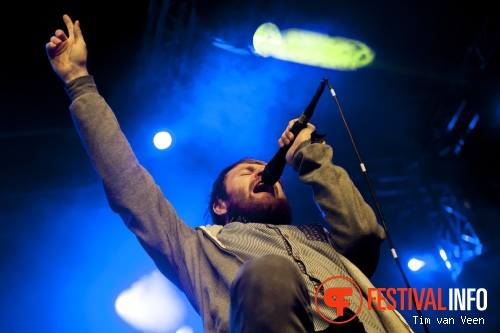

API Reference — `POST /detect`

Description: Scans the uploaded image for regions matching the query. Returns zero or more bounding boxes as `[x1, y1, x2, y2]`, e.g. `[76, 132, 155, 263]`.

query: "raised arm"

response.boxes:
[45, 15, 198, 286]
[279, 119, 385, 276]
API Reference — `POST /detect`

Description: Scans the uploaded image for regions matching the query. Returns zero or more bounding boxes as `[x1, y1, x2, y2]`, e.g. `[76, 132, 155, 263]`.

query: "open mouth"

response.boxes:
[253, 182, 275, 196]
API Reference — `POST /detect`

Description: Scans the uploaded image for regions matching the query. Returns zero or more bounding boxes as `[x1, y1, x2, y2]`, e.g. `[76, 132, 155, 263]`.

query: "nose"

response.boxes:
[255, 166, 264, 178]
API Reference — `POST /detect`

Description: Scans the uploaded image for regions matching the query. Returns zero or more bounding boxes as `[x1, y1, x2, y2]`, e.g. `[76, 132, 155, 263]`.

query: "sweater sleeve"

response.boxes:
[65, 76, 198, 287]
[292, 140, 385, 277]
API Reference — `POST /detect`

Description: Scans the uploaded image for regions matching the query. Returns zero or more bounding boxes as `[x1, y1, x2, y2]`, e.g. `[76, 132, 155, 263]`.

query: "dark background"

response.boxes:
[1, 1, 499, 332]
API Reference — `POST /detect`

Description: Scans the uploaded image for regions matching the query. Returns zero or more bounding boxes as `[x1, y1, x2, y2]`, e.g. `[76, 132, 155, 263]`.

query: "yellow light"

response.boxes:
[253, 22, 375, 70]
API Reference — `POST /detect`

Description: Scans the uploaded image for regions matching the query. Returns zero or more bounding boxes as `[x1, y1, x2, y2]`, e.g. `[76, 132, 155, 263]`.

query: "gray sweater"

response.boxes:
[65, 76, 413, 332]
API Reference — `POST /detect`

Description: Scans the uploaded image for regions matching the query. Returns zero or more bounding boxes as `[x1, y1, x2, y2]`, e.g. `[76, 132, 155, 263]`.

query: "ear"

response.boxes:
[212, 198, 227, 216]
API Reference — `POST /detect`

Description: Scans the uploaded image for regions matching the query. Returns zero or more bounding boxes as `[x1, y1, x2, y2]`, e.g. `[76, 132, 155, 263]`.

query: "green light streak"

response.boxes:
[253, 22, 374, 70]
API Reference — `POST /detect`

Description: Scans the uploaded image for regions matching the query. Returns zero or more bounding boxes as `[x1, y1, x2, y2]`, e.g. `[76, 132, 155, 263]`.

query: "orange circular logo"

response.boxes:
[314, 276, 363, 324]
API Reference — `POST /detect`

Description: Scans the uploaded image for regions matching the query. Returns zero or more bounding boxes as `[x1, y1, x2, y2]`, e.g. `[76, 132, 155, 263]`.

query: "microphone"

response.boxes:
[261, 78, 328, 185]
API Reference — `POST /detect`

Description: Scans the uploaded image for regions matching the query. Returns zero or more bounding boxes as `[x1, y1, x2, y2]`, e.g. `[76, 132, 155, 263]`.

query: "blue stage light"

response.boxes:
[154, 131, 173, 150]
[408, 258, 426, 272]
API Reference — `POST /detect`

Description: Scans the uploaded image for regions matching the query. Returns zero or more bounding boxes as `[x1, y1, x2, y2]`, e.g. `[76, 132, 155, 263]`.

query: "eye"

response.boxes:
[240, 173, 251, 176]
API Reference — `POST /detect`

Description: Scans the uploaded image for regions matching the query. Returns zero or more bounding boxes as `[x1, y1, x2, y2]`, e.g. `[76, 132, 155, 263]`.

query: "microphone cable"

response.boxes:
[323, 79, 431, 333]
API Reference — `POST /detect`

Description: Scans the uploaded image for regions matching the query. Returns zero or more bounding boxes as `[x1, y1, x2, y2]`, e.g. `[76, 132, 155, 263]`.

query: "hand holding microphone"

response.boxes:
[261, 79, 327, 186]
[278, 120, 316, 166]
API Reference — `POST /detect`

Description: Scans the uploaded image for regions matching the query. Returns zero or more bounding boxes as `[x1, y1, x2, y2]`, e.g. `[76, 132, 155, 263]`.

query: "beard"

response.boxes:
[225, 189, 293, 225]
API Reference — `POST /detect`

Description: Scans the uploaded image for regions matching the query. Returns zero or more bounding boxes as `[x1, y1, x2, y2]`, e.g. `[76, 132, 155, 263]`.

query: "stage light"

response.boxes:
[154, 131, 173, 150]
[252, 22, 374, 70]
[212, 37, 252, 55]
[406, 254, 440, 275]
[439, 249, 448, 261]
[408, 258, 426, 272]
[115, 270, 187, 332]
[468, 114, 479, 131]
[447, 100, 466, 132]
[176, 326, 194, 333]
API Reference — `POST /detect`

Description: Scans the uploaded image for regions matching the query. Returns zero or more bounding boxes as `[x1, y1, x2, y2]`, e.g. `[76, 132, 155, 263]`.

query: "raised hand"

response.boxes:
[46, 14, 89, 83]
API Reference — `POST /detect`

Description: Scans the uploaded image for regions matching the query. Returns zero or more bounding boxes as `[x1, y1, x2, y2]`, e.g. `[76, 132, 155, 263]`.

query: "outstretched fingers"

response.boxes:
[62, 14, 74, 39]
[72, 20, 84, 43]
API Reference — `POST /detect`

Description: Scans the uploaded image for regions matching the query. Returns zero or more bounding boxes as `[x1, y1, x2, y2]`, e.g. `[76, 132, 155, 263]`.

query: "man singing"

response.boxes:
[46, 14, 413, 333]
